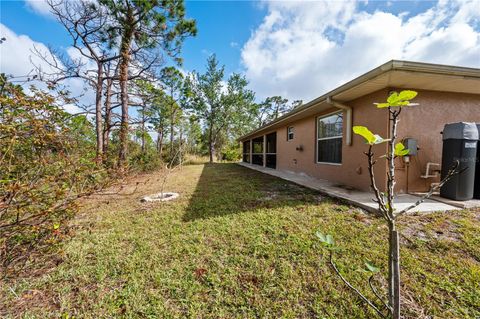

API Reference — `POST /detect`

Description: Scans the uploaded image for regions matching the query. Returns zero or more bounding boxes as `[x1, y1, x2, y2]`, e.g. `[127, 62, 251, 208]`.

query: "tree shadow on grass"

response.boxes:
[183, 163, 322, 222]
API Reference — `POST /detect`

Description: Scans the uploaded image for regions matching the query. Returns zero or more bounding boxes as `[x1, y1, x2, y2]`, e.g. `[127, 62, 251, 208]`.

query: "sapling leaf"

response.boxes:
[387, 92, 399, 104]
[353, 126, 387, 145]
[326, 234, 335, 246]
[365, 261, 380, 273]
[394, 142, 409, 157]
[373, 134, 389, 144]
[353, 126, 376, 144]
[375, 90, 418, 108]
[398, 90, 417, 101]
[374, 102, 390, 108]
[316, 231, 336, 249]
[315, 231, 327, 243]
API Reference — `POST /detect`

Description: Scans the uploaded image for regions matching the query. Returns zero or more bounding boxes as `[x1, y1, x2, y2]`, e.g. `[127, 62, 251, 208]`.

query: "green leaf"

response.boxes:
[316, 231, 335, 247]
[376, 90, 418, 108]
[353, 126, 376, 144]
[387, 92, 399, 104]
[365, 261, 380, 273]
[394, 142, 409, 157]
[353, 126, 387, 145]
[53, 222, 60, 230]
[315, 231, 327, 243]
[373, 135, 389, 144]
[326, 234, 335, 246]
[398, 90, 417, 101]
[374, 102, 390, 108]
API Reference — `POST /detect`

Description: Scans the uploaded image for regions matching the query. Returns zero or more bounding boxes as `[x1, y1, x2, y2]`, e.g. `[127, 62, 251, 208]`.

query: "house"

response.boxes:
[239, 60, 480, 193]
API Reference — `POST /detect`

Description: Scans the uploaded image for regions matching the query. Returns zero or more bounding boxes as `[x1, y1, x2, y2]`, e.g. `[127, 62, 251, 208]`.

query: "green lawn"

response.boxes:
[2, 163, 479, 318]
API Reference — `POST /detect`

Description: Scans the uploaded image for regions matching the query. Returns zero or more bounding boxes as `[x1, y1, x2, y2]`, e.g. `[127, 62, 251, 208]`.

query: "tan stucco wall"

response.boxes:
[247, 89, 390, 191]
[243, 89, 480, 193]
[394, 90, 480, 193]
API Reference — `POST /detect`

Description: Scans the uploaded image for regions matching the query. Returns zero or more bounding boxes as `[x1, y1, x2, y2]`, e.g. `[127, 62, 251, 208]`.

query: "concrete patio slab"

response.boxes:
[427, 195, 480, 209]
[238, 163, 460, 214]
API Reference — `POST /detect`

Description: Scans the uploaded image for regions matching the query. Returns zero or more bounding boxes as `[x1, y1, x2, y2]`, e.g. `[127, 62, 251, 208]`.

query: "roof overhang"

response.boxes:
[239, 60, 480, 141]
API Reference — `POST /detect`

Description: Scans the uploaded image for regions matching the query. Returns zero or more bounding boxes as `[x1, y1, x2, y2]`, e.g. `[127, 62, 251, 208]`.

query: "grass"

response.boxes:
[1, 163, 479, 318]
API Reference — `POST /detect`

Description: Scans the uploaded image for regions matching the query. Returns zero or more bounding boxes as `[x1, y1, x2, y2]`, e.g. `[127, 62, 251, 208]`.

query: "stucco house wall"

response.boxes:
[247, 89, 390, 191]
[394, 90, 480, 193]
[274, 89, 389, 191]
[240, 61, 480, 195]
[245, 89, 480, 193]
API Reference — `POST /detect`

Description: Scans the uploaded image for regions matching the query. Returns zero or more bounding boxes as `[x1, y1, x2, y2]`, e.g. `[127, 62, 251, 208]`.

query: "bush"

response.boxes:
[129, 151, 163, 172]
[0, 81, 105, 276]
[221, 145, 241, 162]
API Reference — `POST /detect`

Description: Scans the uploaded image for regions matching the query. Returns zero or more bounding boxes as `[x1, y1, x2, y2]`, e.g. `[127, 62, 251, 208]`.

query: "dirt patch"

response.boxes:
[401, 217, 461, 244]
[261, 191, 279, 201]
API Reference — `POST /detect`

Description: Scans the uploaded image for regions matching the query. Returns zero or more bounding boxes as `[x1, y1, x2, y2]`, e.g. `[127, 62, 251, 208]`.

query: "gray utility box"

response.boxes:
[475, 124, 480, 199]
[403, 138, 417, 156]
[440, 122, 478, 201]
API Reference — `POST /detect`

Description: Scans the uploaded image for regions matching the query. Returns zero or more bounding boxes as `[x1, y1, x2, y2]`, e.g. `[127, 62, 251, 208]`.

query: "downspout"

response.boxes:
[327, 97, 352, 146]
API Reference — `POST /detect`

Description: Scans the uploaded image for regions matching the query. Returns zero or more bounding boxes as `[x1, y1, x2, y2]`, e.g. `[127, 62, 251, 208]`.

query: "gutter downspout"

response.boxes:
[327, 97, 352, 146]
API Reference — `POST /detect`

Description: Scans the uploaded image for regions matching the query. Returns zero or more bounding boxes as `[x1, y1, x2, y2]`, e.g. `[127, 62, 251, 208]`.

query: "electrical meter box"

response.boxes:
[403, 138, 417, 156]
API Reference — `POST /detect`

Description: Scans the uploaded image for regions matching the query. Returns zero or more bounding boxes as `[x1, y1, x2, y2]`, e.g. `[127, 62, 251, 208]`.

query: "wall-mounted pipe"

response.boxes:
[326, 97, 352, 146]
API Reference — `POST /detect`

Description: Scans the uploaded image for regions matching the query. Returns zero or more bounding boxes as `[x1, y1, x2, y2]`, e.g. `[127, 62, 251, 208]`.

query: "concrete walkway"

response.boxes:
[238, 163, 459, 214]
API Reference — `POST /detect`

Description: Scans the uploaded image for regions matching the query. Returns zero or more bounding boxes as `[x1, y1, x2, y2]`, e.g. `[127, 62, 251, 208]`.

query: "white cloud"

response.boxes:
[241, 0, 480, 101]
[0, 23, 91, 114]
[0, 23, 53, 78]
[24, 0, 52, 18]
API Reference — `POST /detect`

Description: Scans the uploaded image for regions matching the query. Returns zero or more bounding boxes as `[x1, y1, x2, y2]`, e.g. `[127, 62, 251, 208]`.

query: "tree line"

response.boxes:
[31, 0, 303, 168]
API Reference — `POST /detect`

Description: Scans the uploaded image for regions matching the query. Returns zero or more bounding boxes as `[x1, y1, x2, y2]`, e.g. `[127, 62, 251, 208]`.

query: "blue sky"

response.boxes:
[0, 0, 442, 74]
[1, 0, 479, 104]
[1, 1, 267, 76]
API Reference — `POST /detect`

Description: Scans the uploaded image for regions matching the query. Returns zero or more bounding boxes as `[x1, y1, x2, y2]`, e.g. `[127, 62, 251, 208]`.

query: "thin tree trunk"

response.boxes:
[117, 10, 134, 168]
[387, 109, 401, 317]
[208, 125, 214, 163]
[179, 124, 183, 167]
[95, 61, 104, 163]
[170, 110, 175, 156]
[103, 78, 112, 155]
[141, 105, 146, 154]
[118, 54, 131, 166]
[392, 228, 401, 319]
[157, 128, 164, 157]
[388, 223, 395, 309]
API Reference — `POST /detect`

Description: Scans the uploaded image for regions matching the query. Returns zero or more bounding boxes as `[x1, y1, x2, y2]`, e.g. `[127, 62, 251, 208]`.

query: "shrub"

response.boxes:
[0, 80, 105, 276]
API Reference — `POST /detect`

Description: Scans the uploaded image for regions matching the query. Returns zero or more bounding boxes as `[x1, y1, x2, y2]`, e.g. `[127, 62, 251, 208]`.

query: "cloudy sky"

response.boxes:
[1, 0, 479, 104]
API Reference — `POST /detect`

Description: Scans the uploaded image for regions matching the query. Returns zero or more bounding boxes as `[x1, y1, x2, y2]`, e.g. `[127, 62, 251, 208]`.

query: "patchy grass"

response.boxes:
[1, 163, 479, 318]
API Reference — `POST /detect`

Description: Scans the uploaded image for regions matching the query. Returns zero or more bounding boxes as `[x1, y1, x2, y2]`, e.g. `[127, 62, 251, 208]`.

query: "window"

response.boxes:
[317, 112, 343, 164]
[287, 126, 294, 140]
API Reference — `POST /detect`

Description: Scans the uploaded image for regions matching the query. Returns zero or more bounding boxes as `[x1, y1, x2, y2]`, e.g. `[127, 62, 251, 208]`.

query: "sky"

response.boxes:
[1, 0, 480, 106]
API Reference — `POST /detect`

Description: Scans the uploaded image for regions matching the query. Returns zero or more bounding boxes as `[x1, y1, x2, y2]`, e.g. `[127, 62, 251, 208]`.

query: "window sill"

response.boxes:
[316, 162, 342, 166]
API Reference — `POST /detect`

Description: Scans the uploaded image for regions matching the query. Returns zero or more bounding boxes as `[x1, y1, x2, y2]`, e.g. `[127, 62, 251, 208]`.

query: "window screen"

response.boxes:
[317, 112, 343, 163]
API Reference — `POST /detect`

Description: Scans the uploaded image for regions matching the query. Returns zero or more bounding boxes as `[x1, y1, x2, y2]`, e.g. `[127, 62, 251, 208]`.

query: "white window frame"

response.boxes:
[287, 126, 294, 141]
[316, 111, 343, 165]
